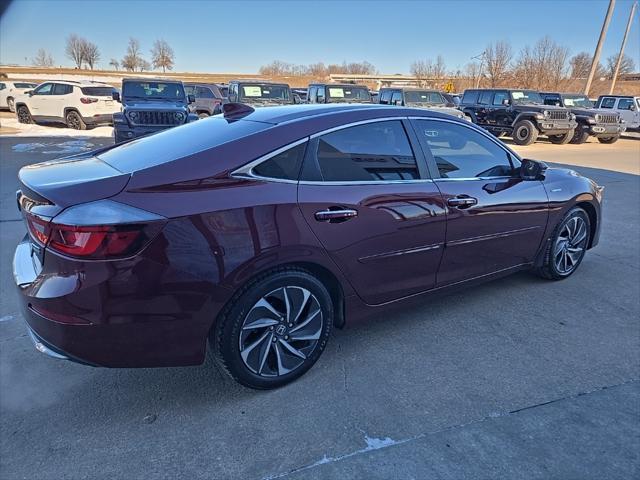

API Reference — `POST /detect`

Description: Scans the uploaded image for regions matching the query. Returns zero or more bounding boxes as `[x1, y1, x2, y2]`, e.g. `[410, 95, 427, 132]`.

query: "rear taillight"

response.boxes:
[80, 97, 99, 104]
[24, 200, 166, 260]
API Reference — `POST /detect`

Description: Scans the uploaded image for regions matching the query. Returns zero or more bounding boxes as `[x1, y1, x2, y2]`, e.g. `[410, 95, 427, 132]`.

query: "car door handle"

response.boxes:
[447, 196, 478, 208]
[314, 208, 358, 222]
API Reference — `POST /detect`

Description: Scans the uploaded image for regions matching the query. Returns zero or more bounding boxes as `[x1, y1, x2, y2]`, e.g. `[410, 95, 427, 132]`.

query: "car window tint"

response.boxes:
[314, 121, 418, 182]
[462, 90, 479, 104]
[52, 84, 72, 95]
[478, 91, 493, 105]
[252, 142, 306, 180]
[0, 83, 5, 90]
[415, 119, 515, 179]
[33, 83, 53, 95]
[617, 98, 634, 110]
[379, 90, 391, 104]
[391, 92, 403, 105]
[493, 91, 509, 106]
[600, 97, 616, 109]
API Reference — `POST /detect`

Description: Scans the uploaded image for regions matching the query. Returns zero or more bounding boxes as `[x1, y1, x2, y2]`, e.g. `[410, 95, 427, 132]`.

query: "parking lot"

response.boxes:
[0, 129, 638, 479]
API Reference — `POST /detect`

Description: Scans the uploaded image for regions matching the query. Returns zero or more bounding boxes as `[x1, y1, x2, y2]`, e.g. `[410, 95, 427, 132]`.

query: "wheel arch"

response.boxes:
[575, 201, 598, 249]
[63, 106, 82, 117]
[513, 113, 540, 128]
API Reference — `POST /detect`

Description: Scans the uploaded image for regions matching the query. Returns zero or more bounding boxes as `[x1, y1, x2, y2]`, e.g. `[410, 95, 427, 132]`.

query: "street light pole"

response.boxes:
[610, 1, 637, 94]
[584, 0, 616, 95]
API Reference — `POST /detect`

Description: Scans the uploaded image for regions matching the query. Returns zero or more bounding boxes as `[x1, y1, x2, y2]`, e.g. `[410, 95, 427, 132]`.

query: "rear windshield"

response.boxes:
[326, 86, 370, 102]
[98, 117, 269, 173]
[123, 81, 185, 100]
[81, 86, 115, 96]
[15, 83, 37, 89]
[404, 91, 445, 105]
[240, 85, 290, 101]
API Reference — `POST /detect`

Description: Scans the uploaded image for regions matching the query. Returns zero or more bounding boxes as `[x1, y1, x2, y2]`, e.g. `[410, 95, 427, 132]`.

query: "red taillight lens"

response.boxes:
[80, 97, 98, 104]
[48, 224, 147, 258]
[25, 212, 51, 245]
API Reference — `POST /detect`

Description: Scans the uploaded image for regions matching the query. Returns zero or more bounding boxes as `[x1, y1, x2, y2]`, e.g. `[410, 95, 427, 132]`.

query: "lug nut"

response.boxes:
[284, 335, 289, 340]
[270, 326, 274, 331]
[272, 337, 277, 343]
[288, 323, 292, 327]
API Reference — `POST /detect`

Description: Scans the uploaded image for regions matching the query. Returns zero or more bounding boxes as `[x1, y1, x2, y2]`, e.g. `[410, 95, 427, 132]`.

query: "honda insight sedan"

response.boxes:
[14, 104, 603, 389]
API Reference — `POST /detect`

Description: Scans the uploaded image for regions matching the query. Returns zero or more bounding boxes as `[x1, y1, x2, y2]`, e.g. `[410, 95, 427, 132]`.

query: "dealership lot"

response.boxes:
[0, 134, 638, 479]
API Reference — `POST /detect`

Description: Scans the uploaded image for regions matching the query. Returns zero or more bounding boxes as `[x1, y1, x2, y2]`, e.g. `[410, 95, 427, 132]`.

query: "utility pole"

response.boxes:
[471, 52, 485, 89]
[584, 0, 616, 95]
[610, 1, 637, 94]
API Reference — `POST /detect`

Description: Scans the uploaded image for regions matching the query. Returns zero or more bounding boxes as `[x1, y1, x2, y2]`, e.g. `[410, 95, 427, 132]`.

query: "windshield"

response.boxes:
[511, 90, 544, 105]
[81, 86, 115, 97]
[239, 84, 290, 102]
[404, 91, 445, 105]
[326, 86, 370, 102]
[562, 95, 594, 108]
[123, 81, 185, 100]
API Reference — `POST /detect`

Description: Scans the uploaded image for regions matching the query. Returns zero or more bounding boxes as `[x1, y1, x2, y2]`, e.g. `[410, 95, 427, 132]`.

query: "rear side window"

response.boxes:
[600, 97, 616, 109]
[311, 120, 419, 182]
[478, 91, 493, 105]
[462, 90, 479, 104]
[415, 119, 515, 179]
[52, 84, 73, 95]
[81, 86, 114, 96]
[252, 143, 306, 181]
[196, 86, 215, 99]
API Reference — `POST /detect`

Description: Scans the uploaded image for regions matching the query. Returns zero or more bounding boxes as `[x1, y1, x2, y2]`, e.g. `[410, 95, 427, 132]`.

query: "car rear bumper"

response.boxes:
[13, 235, 216, 368]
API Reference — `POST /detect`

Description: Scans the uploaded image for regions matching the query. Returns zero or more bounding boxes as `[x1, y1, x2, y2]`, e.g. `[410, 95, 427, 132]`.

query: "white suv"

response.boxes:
[0, 80, 38, 112]
[15, 81, 119, 130]
[594, 95, 640, 132]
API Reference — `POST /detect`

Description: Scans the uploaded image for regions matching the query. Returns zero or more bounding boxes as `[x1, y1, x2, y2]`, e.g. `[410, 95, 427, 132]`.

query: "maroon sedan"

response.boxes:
[14, 104, 603, 389]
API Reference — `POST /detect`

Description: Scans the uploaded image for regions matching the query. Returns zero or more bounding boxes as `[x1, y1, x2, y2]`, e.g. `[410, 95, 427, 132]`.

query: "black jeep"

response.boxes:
[227, 80, 294, 106]
[540, 92, 625, 144]
[460, 89, 577, 145]
[112, 78, 198, 144]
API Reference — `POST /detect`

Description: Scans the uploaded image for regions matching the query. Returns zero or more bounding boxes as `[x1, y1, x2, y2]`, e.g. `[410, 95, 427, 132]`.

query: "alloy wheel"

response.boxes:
[239, 286, 323, 377]
[17, 106, 31, 124]
[554, 216, 588, 275]
[67, 112, 81, 129]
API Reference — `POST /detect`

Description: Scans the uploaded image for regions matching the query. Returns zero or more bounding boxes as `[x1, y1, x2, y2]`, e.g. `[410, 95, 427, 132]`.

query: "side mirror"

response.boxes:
[317, 95, 325, 103]
[187, 94, 195, 104]
[630, 104, 637, 111]
[502, 98, 510, 106]
[27, 90, 33, 96]
[112, 91, 121, 102]
[393, 99, 403, 106]
[520, 159, 548, 181]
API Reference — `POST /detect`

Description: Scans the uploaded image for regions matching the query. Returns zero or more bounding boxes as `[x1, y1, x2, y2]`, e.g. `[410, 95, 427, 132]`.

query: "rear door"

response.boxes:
[411, 118, 548, 286]
[297, 118, 447, 305]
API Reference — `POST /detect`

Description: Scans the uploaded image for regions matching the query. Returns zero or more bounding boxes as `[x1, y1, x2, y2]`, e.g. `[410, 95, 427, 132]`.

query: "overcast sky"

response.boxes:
[1, 0, 638, 73]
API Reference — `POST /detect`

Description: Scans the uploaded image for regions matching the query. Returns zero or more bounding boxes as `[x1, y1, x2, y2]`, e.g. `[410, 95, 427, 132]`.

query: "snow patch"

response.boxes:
[12, 140, 98, 155]
[1, 116, 114, 138]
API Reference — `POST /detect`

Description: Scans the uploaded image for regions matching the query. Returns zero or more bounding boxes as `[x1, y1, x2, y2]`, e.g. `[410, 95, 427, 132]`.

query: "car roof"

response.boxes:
[309, 83, 369, 88]
[224, 103, 453, 125]
[381, 87, 440, 92]
[231, 79, 289, 86]
[122, 77, 182, 83]
[597, 94, 635, 98]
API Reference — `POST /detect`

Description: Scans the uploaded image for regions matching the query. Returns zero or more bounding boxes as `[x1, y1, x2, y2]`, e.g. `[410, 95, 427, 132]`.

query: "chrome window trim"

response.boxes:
[231, 114, 520, 185]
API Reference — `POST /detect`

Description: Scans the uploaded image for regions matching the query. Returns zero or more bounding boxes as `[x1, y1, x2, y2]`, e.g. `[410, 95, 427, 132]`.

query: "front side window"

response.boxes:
[391, 92, 403, 105]
[493, 91, 509, 106]
[311, 120, 419, 182]
[252, 143, 306, 181]
[33, 83, 53, 95]
[617, 98, 634, 110]
[415, 119, 516, 179]
[510, 90, 544, 105]
[379, 90, 391, 104]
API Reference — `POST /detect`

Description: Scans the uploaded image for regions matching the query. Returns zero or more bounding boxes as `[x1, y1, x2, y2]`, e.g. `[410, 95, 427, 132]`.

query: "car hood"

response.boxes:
[514, 104, 567, 113]
[569, 107, 617, 117]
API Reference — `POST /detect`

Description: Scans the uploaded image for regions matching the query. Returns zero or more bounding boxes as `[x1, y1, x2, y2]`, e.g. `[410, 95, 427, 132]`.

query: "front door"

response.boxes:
[28, 82, 54, 115]
[298, 119, 447, 305]
[411, 118, 549, 286]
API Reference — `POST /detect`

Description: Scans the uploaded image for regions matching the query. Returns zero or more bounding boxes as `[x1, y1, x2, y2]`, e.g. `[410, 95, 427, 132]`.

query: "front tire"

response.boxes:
[512, 120, 539, 145]
[598, 135, 619, 144]
[198, 112, 210, 119]
[548, 130, 574, 145]
[534, 207, 590, 280]
[65, 110, 87, 130]
[211, 268, 333, 389]
[570, 126, 590, 144]
[17, 105, 33, 124]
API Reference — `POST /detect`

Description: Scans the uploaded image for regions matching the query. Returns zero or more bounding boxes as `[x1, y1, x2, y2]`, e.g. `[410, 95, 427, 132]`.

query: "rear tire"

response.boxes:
[570, 126, 590, 144]
[598, 136, 619, 144]
[7, 97, 15, 113]
[548, 130, 574, 145]
[65, 110, 86, 130]
[16, 105, 32, 124]
[512, 120, 538, 145]
[198, 112, 210, 119]
[534, 207, 590, 280]
[211, 268, 333, 389]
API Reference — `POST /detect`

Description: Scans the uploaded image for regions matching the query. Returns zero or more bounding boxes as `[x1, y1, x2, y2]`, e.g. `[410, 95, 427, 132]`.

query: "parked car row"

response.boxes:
[7, 76, 639, 146]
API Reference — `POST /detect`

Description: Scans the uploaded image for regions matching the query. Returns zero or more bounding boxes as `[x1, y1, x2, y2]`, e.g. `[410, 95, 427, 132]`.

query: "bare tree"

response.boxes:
[411, 56, 446, 86]
[109, 58, 120, 71]
[122, 38, 143, 72]
[151, 39, 175, 73]
[81, 40, 100, 70]
[484, 41, 513, 87]
[465, 61, 483, 88]
[139, 59, 151, 72]
[33, 48, 54, 67]
[307, 62, 327, 77]
[606, 53, 635, 79]
[570, 52, 605, 79]
[259, 60, 295, 76]
[513, 36, 570, 90]
[65, 34, 85, 68]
